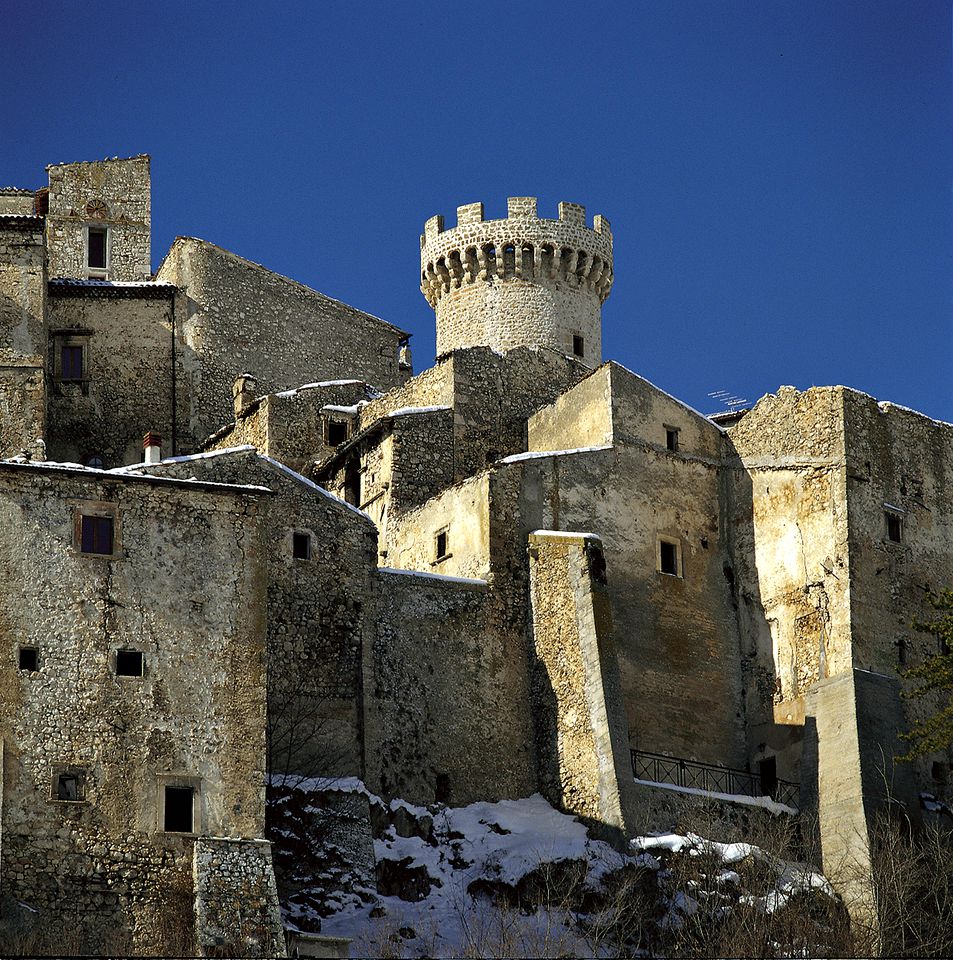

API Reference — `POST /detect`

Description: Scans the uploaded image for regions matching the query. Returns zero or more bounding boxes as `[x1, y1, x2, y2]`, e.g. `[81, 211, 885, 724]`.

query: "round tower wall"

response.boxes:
[420, 198, 613, 364]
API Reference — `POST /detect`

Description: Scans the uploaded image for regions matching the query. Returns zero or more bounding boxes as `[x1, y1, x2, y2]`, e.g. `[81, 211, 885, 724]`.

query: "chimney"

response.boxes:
[143, 432, 162, 464]
[233, 373, 259, 418]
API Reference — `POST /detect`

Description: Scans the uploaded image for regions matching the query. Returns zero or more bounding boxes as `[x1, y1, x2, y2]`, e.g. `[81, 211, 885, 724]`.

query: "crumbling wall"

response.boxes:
[0, 465, 271, 953]
[368, 570, 536, 805]
[527, 532, 635, 839]
[0, 217, 45, 458]
[46, 157, 151, 281]
[157, 237, 409, 442]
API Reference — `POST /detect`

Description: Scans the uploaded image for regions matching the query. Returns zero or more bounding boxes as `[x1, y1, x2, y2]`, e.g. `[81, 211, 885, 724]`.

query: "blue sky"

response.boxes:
[4, 1, 951, 418]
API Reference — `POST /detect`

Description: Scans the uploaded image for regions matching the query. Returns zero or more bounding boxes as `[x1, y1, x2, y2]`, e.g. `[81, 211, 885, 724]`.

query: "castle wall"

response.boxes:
[46, 286, 182, 466]
[528, 364, 613, 452]
[0, 465, 272, 954]
[156, 237, 409, 444]
[0, 217, 45, 459]
[841, 392, 953, 796]
[137, 450, 378, 781]
[367, 569, 536, 806]
[46, 157, 151, 281]
[0, 191, 36, 216]
[725, 387, 852, 784]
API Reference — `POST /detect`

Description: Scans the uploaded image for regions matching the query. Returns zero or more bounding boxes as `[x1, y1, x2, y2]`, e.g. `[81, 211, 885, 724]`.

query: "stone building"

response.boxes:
[0, 156, 950, 951]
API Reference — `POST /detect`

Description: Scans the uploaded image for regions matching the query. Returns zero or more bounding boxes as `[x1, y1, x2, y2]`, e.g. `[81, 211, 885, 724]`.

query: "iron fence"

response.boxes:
[631, 749, 800, 809]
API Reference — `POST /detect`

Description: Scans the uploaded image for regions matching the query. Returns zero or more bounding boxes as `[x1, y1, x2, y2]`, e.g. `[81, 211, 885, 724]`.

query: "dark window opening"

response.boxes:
[84, 455, 104, 469]
[931, 761, 948, 784]
[758, 756, 778, 798]
[344, 462, 360, 507]
[61, 344, 84, 381]
[896, 637, 907, 667]
[435, 773, 452, 804]
[886, 512, 903, 543]
[116, 649, 144, 677]
[666, 428, 679, 452]
[87, 228, 107, 270]
[435, 530, 449, 561]
[164, 785, 195, 832]
[292, 531, 312, 560]
[659, 540, 679, 576]
[18, 646, 38, 671]
[55, 772, 83, 802]
[326, 419, 348, 447]
[572, 334, 585, 358]
[940, 634, 951, 657]
[80, 515, 114, 555]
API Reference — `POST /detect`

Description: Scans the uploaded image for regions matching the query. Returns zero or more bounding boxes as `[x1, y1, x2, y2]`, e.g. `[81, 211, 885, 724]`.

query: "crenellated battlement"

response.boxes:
[419, 197, 613, 309]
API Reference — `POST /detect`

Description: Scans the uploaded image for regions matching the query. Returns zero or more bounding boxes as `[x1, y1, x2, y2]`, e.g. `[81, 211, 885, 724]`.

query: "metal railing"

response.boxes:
[631, 749, 800, 809]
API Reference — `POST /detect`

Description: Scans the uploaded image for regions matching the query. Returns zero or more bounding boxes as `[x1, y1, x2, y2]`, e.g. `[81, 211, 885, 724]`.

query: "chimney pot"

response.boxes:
[143, 432, 163, 465]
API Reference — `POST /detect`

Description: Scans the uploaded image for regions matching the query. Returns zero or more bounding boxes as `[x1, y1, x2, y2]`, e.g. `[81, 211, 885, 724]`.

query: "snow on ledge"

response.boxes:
[112, 445, 258, 471]
[378, 566, 488, 586]
[634, 778, 797, 816]
[531, 530, 602, 541]
[498, 444, 613, 464]
[388, 404, 452, 417]
[259, 455, 374, 523]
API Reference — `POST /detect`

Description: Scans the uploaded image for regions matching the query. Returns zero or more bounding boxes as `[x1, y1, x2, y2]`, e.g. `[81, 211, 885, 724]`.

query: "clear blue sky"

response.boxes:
[4, 1, 951, 419]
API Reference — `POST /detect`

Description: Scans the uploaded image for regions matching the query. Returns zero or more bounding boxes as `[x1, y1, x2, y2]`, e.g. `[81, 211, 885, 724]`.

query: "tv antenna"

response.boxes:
[708, 389, 749, 412]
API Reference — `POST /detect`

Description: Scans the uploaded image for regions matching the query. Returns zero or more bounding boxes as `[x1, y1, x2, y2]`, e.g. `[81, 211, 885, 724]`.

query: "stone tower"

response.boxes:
[420, 198, 613, 364]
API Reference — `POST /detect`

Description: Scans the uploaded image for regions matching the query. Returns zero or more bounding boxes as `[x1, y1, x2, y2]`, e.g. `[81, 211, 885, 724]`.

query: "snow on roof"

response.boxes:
[498, 444, 612, 464]
[633, 778, 797, 816]
[259, 455, 375, 523]
[113, 445, 258, 471]
[48, 278, 174, 288]
[378, 566, 488, 586]
[877, 400, 953, 430]
[274, 379, 376, 399]
[388, 405, 452, 417]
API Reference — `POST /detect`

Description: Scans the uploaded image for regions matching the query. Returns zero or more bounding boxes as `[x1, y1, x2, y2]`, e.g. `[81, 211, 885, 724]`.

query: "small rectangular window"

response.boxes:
[659, 539, 679, 577]
[886, 512, 903, 543]
[435, 529, 449, 561]
[88, 227, 107, 270]
[61, 344, 84, 381]
[53, 771, 85, 802]
[292, 531, 312, 560]
[80, 515, 114, 555]
[164, 785, 195, 833]
[326, 419, 348, 447]
[665, 427, 679, 452]
[116, 649, 144, 677]
[572, 334, 585, 358]
[18, 646, 38, 671]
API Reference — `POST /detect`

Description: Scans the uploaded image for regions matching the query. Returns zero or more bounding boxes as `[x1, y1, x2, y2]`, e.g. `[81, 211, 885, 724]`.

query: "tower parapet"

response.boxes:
[420, 197, 613, 364]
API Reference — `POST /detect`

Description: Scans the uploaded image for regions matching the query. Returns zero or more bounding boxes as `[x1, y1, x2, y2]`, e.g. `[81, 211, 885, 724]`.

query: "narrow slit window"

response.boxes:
[80, 515, 114, 555]
[164, 785, 195, 833]
[18, 646, 38, 671]
[572, 334, 585, 358]
[87, 227, 107, 270]
[61, 344, 84, 381]
[435, 529, 449, 561]
[116, 649, 144, 677]
[659, 539, 679, 577]
[886, 511, 903, 543]
[292, 531, 312, 560]
[666, 427, 679, 452]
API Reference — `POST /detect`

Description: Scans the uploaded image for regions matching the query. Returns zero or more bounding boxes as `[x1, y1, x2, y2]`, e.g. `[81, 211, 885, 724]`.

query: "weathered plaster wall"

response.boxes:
[368, 570, 536, 806]
[726, 387, 852, 783]
[0, 218, 45, 458]
[46, 287, 182, 466]
[157, 237, 409, 443]
[527, 532, 635, 840]
[0, 465, 271, 953]
[46, 157, 151, 281]
[528, 364, 613, 452]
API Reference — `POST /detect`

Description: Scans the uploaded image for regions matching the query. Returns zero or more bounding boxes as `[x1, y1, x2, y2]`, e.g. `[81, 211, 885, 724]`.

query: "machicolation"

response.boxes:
[420, 197, 613, 363]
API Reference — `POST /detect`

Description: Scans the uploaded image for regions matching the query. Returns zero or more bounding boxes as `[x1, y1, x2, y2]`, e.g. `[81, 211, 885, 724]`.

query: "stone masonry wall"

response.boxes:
[193, 838, 285, 957]
[46, 157, 151, 281]
[0, 218, 45, 458]
[527, 532, 636, 840]
[0, 465, 270, 954]
[46, 288, 181, 466]
[368, 569, 536, 806]
[157, 237, 409, 443]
